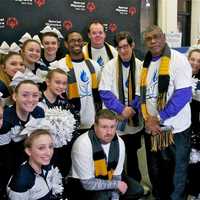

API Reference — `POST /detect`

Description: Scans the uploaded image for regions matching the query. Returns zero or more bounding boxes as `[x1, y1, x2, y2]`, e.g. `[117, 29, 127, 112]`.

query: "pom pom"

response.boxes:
[190, 149, 200, 164]
[45, 107, 76, 148]
[50, 167, 64, 195]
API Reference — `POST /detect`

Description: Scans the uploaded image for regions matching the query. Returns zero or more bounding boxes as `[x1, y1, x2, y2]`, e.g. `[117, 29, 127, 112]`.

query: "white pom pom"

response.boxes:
[49, 167, 64, 195]
[45, 107, 76, 148]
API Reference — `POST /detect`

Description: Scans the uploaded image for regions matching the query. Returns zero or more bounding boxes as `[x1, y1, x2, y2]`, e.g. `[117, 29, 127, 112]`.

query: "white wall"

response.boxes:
[191, 0, 200, 45]
[157, 0, 178, 33]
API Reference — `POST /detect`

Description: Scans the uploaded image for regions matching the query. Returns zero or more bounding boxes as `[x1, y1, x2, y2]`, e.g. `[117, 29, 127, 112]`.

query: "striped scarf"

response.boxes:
[140, 44, 174, 151]
[88, 130, 119, 180]
[66, 54, 102, 112]
[117, 54, 138, 126]
[84, 42, 114, 60]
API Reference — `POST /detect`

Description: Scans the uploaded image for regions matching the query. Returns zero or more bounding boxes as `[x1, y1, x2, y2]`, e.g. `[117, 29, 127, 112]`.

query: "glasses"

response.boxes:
[68, 39, 83, 44]
[144, 33, 163, 42]
[117, 44, 130, 51]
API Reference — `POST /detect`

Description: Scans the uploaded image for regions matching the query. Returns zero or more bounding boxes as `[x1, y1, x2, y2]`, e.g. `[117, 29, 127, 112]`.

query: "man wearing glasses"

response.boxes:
[141, 25, 192, 200]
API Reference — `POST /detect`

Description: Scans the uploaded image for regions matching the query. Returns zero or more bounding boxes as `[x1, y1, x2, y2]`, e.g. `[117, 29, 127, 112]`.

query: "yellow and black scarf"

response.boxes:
[140, 44, 174, 151]
[66, 54, 102, 112]
[84, 42, 114, 60]
[117, 54, 139, 126]
[88, 130, 119, 180]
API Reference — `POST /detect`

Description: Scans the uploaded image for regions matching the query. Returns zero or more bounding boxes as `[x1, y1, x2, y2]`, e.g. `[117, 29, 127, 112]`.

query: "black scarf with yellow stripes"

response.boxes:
[140, 44, 174, 152]
[66, 54, 102, 112]
[117, 54, 139, 126]
[88, 129, 119, 180]
[140, 44, 171, 120]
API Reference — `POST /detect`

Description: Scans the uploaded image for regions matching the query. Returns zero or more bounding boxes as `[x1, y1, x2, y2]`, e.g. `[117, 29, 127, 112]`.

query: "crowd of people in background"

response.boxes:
[0, 20, 199, 200]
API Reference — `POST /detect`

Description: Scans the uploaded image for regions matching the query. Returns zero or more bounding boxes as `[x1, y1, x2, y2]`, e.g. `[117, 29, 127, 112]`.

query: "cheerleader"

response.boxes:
[7, 129, 63, 200]
[0, 79, 44, 188]
[38, 68, 80, 177]
[0, 94, 7, 199]
[20, 34, 48, 84]
[188, 48, 200, 136]
[187, 47, 200, 199]
[0, 52, 25, 106]
[0, 94, 3, 127]
[39, 68, 70, 110]
[40, 26, 64, 67]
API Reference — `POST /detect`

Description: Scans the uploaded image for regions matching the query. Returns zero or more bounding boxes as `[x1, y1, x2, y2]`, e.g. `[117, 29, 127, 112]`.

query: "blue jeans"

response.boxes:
[171, 127, 191, 200]
[145, 127, 191, 200]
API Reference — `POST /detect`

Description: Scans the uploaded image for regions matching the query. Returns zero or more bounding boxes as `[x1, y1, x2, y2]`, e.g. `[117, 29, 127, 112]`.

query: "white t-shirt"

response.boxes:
[56, 56, 101, 129]
[91, 46, 118, 68]
[145, 49, 192, 133]
[70, 132, 125, 180]
[71, 59, 101, 129]
[121, 65, 130, 104]
[99, 56, 142, 98]
[99, 56, 143, 135]
[83, 44, 118, 68]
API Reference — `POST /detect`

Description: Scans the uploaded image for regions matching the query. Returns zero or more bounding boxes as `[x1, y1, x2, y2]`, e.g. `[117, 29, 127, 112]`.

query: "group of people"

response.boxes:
[0, 20, 199, 200]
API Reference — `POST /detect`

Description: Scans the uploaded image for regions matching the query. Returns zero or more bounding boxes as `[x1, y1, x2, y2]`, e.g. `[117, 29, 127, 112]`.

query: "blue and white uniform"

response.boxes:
[0, 105, 44, 172]
[38, 94, 80, 177]
[7, 162, 62, 200]
[0, 105, 44, 199]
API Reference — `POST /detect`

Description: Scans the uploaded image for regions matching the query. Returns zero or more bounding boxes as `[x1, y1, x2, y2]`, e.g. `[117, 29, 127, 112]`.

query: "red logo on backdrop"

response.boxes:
[128, 6, 137, 16]
[86, 2, 96, 13]
[108, 23, 117, 33]
[6, 17, 19, 29]
[34, 0, 46, 7]
[63, 20, 73, 31]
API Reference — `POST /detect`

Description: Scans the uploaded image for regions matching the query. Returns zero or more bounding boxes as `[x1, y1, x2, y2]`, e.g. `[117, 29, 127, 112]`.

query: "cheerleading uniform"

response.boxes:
[0, 105, 44, 199]
[188, 71, 200, 197]
[38, 93, 80, 177]
[7, 162, 62, 200]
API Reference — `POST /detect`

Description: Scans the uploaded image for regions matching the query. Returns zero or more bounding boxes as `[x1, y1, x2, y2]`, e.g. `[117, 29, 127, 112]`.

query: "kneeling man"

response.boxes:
[67, 109, 143, 200]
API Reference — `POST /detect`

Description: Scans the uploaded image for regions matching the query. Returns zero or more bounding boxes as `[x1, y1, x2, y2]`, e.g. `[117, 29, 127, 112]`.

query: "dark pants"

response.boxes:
[187, 162, 200, 197]
[52, 133, 80, 199]
[52, 144, 73, 178]
[0, 144, 11, 200]
[145, 127, 191, 200]
[121, 174, 144, 200]
[191, 100, 200, 135]
[120, 132, 142, 182]
[66, 174, 144, 200]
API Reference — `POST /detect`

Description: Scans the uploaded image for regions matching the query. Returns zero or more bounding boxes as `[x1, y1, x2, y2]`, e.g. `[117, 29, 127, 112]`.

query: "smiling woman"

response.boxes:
[0, 79, 45, 199]
[7, 129, 63, 200]
[20, 39, 49, 84]
[0, 52, 25, 106]
[187, 47, 200, 199]
[40, 26, 64, 67]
